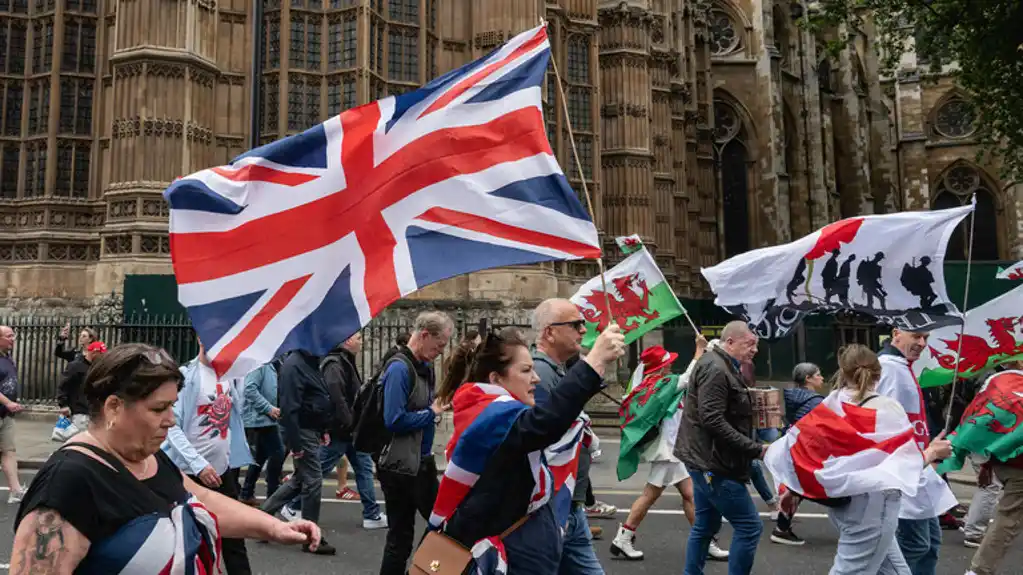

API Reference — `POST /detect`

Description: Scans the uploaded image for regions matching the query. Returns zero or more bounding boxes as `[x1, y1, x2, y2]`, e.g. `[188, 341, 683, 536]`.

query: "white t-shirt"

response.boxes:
[186, 370, 236, 476]
[876, 353, 958, 520]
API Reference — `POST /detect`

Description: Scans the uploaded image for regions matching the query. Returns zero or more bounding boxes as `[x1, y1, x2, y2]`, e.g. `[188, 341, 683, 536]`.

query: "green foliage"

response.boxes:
[801, 0, 1023, 180]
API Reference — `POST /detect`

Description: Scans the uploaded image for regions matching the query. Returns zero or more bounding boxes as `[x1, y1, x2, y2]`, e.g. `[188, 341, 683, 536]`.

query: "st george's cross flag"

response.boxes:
[701, 203, 974, 340]
[570, 249, 685, 348]
[163, 25, 601, 380]
[996, 260, 1023, 280]
[913, 284, 1023, 388]
[765, 390, 924, 500]
[431, 383, 586, 575]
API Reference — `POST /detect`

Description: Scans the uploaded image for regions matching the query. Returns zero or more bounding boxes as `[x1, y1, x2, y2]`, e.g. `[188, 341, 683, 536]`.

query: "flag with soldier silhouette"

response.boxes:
[701, 203, 974, 340]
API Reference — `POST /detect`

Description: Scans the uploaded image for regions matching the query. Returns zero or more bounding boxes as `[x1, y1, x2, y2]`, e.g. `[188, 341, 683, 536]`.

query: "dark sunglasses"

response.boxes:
[549, 320, 586, 331]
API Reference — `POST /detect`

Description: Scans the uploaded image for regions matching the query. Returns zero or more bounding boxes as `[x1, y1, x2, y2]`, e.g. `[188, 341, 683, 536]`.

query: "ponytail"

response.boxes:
[437, 340, 478, 405]
[836, 344, 882, 403]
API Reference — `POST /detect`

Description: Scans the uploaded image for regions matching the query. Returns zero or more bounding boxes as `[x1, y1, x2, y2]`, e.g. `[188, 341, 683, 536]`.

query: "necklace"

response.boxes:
[89, 432, 151, 477]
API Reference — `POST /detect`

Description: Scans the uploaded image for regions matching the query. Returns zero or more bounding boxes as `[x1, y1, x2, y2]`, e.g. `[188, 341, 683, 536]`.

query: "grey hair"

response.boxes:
[720, 320, 753, 342]
[531, 298, 572, 334]
[413, 311, 453, 336]
[793, 362, 821, 386]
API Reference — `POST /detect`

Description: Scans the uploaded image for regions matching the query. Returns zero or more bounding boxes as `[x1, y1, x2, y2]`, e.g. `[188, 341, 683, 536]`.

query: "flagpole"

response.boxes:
[944, 197, 977, 431]
[545, 20, 615, 325]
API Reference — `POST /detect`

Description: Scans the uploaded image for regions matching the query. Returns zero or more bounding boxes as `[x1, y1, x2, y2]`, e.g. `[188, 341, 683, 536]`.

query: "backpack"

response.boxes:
[352, 353, 416, 456]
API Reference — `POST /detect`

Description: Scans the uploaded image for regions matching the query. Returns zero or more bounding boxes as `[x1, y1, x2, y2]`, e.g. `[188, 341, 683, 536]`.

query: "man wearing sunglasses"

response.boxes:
[531, 299, 609, 574]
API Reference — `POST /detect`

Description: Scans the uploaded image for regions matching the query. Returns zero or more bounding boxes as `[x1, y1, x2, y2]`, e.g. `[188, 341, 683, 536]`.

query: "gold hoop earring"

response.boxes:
[106, 419, 114, 431]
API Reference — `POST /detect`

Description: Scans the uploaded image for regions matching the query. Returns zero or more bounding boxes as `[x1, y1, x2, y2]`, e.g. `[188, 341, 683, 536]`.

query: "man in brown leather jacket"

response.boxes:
[678, 320, 766, 575]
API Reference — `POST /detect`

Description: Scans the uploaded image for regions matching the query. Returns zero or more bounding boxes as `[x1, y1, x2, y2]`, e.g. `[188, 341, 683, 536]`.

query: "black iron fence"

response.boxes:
[0, 313, 531, 404]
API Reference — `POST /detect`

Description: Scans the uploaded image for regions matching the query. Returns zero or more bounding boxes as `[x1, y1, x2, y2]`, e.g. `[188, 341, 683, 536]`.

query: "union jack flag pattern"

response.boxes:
[431, 383, 585, 575]
[164, 24, 601, 380]
[78, 496, 221, 575]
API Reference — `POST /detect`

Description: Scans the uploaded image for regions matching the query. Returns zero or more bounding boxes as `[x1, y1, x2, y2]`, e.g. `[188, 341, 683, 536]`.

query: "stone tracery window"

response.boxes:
[713, 101, 739, 143]
[708, 9, 739, 56]
[932, 164, 998, 261]
[933, 98, 976, 139]
[713, 99, 750, 257]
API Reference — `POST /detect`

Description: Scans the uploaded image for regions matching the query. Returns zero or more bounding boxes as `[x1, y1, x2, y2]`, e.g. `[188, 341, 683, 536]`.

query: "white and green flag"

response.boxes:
[913, 284, 1023, 388]
[616, 234, 644, 255]
[996, 260, 1023, 280]
[570, 248, 684, 347]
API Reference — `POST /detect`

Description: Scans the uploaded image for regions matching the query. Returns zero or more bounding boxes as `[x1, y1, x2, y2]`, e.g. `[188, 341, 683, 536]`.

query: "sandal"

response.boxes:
[336, 487, 361, 501]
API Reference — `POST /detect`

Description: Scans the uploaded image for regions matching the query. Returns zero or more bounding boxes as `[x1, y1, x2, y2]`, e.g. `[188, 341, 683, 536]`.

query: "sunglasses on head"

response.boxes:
[549, 319, 586, 331]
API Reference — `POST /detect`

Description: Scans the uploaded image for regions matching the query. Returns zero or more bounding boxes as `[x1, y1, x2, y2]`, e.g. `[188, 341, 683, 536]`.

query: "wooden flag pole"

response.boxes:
[944, 197, 977, 432]
[545, 23, 615, 326]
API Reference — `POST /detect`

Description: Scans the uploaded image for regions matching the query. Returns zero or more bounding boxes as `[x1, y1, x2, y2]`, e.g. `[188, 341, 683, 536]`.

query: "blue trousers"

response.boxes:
[685, 470, 762, 575]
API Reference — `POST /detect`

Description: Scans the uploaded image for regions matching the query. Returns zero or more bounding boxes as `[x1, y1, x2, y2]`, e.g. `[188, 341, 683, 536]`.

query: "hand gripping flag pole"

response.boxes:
[945, 194, 978, 432]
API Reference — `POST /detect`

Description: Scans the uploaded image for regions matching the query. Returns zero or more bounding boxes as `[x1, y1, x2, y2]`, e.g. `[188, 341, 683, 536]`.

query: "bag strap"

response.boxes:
[498, 515, 530, 541]
[63, 441, 135, 475]
[857, 394, 880, 407]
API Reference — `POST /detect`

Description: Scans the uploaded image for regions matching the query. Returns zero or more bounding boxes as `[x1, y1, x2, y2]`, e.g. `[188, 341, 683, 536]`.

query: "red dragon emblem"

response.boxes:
[1009, 268, 1023, 280]
[197, 383, 233, 439]
[619, 376, 675, 428]
[960, 373, 1023, 436]
[931, 316, 1023, 375]
[579, 273, 659, 333]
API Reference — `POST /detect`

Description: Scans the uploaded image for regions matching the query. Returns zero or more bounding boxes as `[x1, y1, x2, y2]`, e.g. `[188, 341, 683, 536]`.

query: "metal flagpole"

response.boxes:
[944, 197, 977, 432]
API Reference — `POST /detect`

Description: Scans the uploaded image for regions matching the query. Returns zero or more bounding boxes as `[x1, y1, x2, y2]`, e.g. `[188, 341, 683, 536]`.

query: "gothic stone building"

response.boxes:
[0, 0, 1018, 313]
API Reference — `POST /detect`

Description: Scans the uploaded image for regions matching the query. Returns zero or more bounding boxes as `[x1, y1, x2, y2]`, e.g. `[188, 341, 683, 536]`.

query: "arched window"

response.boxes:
[709, 8, 740, 56]
[932, 165, 999, 261]
[714, 100, 750, 257]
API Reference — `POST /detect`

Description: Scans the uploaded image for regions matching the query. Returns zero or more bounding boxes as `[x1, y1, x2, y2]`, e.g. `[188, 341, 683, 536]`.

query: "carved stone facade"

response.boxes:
[0, 0, 1016, 310]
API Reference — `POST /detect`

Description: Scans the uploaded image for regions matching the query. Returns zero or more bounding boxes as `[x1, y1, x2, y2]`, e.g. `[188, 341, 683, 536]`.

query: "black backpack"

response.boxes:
[352, 354, 415, 456]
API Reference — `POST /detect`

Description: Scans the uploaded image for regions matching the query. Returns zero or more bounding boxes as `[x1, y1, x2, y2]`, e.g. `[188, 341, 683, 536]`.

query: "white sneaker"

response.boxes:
[7, 488, 25, 504]
[363, 513, 388, 530]
[769, 509, 780, 521]
[708, 539, 729, 561]
[280, 505, 302, 522]
[609, 524, 644, 560]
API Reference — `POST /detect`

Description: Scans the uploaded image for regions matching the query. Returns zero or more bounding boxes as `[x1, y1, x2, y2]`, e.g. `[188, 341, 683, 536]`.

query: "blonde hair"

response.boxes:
[833, 344, 882, 403]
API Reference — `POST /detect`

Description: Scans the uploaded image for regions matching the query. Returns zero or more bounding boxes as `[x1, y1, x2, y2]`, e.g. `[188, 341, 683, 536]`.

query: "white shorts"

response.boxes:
[647, 460, 690, 488]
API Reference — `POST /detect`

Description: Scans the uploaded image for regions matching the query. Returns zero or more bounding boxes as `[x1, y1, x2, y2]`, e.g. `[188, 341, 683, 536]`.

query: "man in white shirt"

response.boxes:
[876, 328, 958, 575]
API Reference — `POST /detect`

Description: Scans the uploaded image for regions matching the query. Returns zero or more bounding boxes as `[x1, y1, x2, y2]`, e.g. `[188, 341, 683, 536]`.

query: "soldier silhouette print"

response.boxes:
[856, 252, 887, 310]
[828, 254, 856, 306]
[786, 258, 807, 304]
[901, 256, 938, 308]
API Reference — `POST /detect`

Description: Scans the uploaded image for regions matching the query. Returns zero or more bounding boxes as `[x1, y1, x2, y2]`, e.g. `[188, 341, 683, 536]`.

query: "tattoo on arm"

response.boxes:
[33, 511, 66, 562]
[12, 510, 72, 575]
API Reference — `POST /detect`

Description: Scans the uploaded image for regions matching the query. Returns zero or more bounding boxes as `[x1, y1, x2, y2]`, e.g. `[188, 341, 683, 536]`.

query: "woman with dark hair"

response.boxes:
[55, 322, 99, 362]
[771, 362, 826, 546]
[11, 343, 322, 574]
[436, 329, 481, 405]
[423, 324, 625, 574]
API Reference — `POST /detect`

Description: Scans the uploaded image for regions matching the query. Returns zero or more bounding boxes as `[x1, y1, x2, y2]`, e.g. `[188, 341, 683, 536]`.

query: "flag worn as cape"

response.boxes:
[937, 370, 1023, 474]
[432, 383, 584, 575]
[913, 284, 1023, 388]
[765, 390, 924, 500]
[570, 248, 685, 348]
[616, 373, 685, 481]
[701, 204, 973, 340]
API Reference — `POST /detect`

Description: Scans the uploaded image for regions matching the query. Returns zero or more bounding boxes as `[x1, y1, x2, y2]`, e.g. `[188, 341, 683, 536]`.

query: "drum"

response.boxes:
[749, 386, 783, 430]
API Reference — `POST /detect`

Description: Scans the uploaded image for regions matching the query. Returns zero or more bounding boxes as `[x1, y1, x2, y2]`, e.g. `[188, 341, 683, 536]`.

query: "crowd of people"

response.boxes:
[0, 304, 1020, 574]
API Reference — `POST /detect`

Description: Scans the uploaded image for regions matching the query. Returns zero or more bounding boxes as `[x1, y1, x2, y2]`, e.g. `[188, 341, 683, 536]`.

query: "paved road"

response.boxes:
[0, 430, 1010, 574]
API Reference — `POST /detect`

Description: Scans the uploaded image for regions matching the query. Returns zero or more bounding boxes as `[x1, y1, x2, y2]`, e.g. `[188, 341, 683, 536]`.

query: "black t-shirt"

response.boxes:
[15, 445, 189, 543]
[0, 354, 18, 418]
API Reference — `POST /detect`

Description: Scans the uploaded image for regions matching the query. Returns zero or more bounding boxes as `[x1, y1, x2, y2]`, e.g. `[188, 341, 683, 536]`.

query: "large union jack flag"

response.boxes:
[164, 24, 601, 379]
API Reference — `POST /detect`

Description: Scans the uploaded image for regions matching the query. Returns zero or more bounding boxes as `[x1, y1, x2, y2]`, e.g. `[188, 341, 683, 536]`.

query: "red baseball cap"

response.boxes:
[87, 341, 108, 353]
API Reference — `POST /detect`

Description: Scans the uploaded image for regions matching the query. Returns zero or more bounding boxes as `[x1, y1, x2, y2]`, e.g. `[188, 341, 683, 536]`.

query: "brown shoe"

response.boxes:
[239, 497, 259, 507]
[590, 525, 603, 540]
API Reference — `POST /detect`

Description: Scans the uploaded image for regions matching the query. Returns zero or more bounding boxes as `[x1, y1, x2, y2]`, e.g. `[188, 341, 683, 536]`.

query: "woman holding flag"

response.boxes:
[421, 323, 625, 574]
[766, 345, 953, 574]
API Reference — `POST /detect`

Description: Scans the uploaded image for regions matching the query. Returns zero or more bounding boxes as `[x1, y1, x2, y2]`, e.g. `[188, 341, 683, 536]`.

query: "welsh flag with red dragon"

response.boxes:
[616, 373, 685, 481]
[937, 370, 1023, 474]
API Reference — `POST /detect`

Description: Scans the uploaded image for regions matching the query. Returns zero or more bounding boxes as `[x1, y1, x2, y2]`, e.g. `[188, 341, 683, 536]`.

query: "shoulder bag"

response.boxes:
[410, 515, 529, 575]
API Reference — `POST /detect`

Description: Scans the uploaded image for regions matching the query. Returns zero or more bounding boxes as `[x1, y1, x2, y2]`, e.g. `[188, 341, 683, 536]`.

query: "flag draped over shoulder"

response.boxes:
[765, 390, 924, 500]
[570, 248, 685, 348]
[701, 204, 973, 340]
[432, 383, 584, 575]
[162, 24, 601, 380]
[937, 371, 1023, 474]
[914, 285, 1023, 388]
[616, 373, 684, 481]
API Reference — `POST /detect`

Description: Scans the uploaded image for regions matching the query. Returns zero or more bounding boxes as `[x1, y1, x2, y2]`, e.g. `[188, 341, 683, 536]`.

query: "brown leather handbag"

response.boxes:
[410, 516, 529, 575]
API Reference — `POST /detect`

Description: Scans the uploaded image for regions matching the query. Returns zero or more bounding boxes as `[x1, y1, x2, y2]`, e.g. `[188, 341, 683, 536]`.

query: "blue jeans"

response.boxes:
[829, 491, 910, 575]
[288, 438, 381, 520]
[749, 460, 777, 504]
[240, 425, 285, 500]
[685, 470, 762, 575]
[558, 504, 604, 575]
[896, 517, 941, 575]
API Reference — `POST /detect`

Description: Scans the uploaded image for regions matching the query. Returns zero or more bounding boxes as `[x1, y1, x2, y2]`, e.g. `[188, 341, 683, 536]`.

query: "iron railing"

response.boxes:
[0, 314, 532, 404]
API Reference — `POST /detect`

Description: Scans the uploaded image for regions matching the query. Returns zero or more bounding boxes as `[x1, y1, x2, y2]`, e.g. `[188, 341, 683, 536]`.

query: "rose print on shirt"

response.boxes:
[197, 383, 232, 439]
